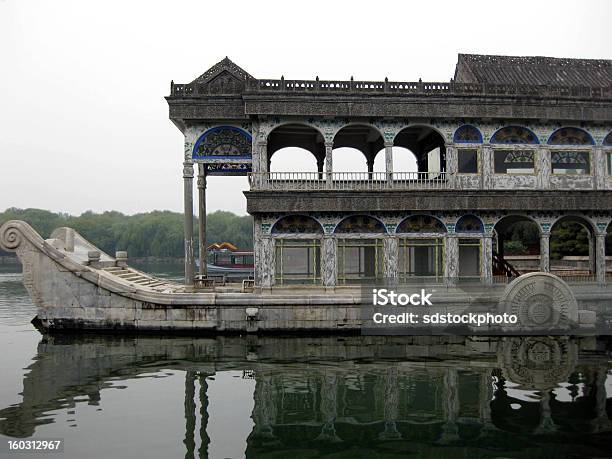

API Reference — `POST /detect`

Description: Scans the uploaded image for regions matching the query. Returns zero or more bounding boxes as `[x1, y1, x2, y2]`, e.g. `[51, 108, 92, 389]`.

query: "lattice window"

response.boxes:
[399, 238, 444, 281]
[337, 238, 384, 284]
[458, 239, 481, 278]
[551, 151, 590, 175]
[275, 239, 321, 285]
[458, 149, 479, 174]
[494, 150, 535, 174]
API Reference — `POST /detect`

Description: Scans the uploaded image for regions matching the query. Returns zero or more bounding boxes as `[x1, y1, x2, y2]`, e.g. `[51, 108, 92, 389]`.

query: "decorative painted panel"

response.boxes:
[396, 215, 446, 233]
[547, 127, 595, 145]
[334, 215, 386, 234]
[455, 215, 484, 233]
[272, 215, 324, 234]
[453, 125, 483, 143]
[490, 126, 539, 144]
[193, 126, 252, 159]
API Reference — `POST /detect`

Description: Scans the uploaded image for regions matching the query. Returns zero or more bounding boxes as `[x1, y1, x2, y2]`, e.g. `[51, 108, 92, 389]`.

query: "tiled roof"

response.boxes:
[454, 54, 612, 87]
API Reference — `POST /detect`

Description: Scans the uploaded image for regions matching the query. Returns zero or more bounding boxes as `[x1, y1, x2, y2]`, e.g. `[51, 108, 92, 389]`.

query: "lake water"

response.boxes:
[0, 263, 611, 458]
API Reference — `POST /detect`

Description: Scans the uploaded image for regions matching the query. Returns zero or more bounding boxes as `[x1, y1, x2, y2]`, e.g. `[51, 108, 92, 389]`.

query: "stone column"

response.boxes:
[536, 147, 551, 190]
[257, 140, 268, 188]
[445, 144, 458, 189]
[384, 142, 393, 184]
[183, 161, 195, 288]
[323, 236, 337, 288]
[197, 164, 207, 276]
[260, 236, 275, 288]
[540, 233, 550, 272]
[594, 147, 606, 190]
[482, 235, 493, 284]
[383, 236, 399, 282]
[596, 232, 606, 285]
[325, 141, 333, 188]
[444, 236, 459, 286]
[481, 145, 493, 189]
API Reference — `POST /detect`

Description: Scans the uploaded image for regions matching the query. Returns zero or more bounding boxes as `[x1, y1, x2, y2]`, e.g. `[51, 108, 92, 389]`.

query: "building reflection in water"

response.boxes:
[0, 335, 610, 458]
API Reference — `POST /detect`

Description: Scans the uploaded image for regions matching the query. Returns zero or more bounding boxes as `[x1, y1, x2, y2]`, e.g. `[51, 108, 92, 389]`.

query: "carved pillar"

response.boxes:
[383, 236, 398, 281]
[481, 145, 493, 190]
[536, 147, 551, 190]
[258, 141, 268, 187]
[384, 141, 393, 184]
[183, 161, 195, 288]
[482, 235, 493, 284]
[260, 236, 275, 288]
[444, 236, 459, 286]
[325, 141, 333, 188]
[445, 144, 458, 189]
[540, 233, 551, 273]
[596, 232, 606, 285]
[197, 164, 207, 276]
[323, 236, 337, 287]
[594, 147, 606, 190]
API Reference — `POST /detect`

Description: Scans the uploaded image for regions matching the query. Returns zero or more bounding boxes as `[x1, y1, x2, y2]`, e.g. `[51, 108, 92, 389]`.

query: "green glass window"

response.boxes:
[494, 150, 534, 174]
[551, 151, 590, 175]
[458, 238, 481, 278]
[275, 239, 321, 285]
[337, 238, 384, 284]
[399, 238, 444, 282]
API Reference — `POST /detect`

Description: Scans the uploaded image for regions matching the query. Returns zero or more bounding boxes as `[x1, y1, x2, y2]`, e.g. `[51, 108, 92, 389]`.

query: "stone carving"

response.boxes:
[499, 273, 578, 332]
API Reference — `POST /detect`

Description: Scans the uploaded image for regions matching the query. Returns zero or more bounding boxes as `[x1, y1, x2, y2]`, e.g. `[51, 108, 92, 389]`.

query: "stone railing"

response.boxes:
[248, 172, 452, 191]
[170, 79, 612, 100]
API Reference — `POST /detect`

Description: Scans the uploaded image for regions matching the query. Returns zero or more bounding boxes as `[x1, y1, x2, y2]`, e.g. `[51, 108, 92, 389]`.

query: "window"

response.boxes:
[337, 238, 384, 284]
[494, 150, 534, 174]
[399, 238, 444, 281]
[608, 152, 612, 176]
[458, 238, 481, 278]
[551, 151, 590, 175]
[458, 149, 478, 174]
[275, 239, 321, 284]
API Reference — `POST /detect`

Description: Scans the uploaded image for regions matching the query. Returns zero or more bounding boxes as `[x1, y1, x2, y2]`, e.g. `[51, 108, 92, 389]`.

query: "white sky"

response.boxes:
[0, 0, 610, 216]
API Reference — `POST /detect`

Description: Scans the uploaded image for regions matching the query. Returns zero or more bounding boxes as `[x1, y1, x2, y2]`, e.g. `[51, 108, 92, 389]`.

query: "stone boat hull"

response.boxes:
[1, 220, 610, 334]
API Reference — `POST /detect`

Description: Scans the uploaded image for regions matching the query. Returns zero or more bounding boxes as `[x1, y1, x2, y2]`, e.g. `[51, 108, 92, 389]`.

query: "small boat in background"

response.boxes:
[197, 242, 254, 281]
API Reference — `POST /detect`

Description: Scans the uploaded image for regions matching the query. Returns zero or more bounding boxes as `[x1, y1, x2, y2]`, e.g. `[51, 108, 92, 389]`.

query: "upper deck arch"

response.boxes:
[547, 127, 595, 146]
[490, 126, 540, 144]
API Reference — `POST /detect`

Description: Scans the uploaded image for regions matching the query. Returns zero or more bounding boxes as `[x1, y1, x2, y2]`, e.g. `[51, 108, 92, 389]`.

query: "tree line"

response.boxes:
[0, 208, 253, 259]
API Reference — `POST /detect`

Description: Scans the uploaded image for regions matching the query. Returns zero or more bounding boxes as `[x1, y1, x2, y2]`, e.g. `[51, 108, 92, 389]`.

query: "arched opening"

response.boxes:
[490, 126, 539, 175]
[455, 214, 485, 279]
[269, 147, 318, 173]
[391, 146, 419, 175]
[394, 125, 446, 178]
[493, 216, 541, 278]
[267, 124, 325, 176]
[272, 215, 323, 285]
[396, 215, 446, 281]
[550, 216, 595, 278]
[334, 215, 386, 284]
[332, 125, 384, 175]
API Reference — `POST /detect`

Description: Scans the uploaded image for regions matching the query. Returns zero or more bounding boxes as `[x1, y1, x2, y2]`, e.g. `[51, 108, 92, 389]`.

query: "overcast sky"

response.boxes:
[1, 0, 610, 216]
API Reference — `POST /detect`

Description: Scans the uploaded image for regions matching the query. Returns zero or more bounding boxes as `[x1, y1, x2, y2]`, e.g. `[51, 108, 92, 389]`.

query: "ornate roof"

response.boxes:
[190, 57, 254, 84]
[454, 54, 612, 87]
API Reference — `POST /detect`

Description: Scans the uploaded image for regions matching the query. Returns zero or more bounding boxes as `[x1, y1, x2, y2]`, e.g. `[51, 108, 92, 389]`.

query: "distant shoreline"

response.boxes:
[0, 255, 184, 265]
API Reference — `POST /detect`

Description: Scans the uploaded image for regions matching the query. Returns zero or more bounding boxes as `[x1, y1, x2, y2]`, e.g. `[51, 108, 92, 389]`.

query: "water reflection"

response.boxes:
[0, 334, 610, 458]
